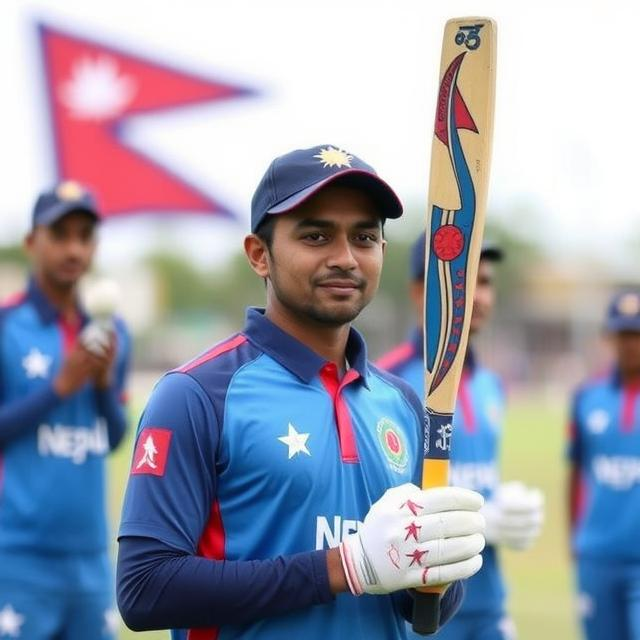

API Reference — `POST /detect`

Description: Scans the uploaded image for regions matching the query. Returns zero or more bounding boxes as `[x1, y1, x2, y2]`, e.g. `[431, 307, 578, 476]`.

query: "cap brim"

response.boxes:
[606, 318, 640, 333]
[480, 245, 504, 262]
[36, 202, 100, 227]
[266, 169, 403, 219]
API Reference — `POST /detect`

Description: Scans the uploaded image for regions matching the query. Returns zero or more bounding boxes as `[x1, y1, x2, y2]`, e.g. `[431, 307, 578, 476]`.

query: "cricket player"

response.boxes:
[378, 236, 544, 640]
[568, 290, 640, 640]
[117, 145, 487, 639]
[0, 182, 130, 638]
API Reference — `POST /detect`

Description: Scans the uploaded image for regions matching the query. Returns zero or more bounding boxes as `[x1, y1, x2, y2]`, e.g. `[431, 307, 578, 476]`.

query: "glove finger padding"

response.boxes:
[420, 554, 484, 587]
[416, 511, 486, 542]
[497, 483, 544, 510]
[499, 512, 544, 532]
[417, 533, 485, 567]
[419, 486, 485, 514]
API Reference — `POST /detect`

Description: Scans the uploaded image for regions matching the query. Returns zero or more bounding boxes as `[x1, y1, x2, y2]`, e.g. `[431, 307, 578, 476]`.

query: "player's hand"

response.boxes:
[339, 483, 485, 595]
[91, 337, 116, 390]
[80, 319, 116, 390]
[481, 481, 544, 551]
[53, 343, 109, 397]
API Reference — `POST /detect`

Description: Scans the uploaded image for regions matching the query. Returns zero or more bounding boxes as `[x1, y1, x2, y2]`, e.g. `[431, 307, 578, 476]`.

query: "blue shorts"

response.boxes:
[407, 610, 516, 640]
[577, 557, 640, 640]
[0, 549, 117, 639]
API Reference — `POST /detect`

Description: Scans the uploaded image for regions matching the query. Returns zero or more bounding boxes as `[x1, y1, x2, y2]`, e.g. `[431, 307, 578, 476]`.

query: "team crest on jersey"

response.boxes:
[131, 427, 172, 476]
[376, 418, 408, 473]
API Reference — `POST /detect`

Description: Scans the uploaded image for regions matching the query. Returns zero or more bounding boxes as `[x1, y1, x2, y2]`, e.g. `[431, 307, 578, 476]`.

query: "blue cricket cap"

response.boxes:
[250, 145, 403, 233]
[410, 234, 504, 280]
[32, 181, 100, 229]
[605, 290, 640, 332]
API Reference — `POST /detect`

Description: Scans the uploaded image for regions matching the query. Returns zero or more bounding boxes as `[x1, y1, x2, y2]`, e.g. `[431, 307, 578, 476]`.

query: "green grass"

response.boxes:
[108, 395, 579, 639]
[500, 396, 579, 639]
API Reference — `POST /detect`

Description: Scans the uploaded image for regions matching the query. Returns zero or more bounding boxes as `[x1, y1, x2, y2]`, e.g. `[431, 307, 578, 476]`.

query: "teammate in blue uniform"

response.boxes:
[117, 145, 487, 639]
[379, 236, 544, 640]
[568, 290, 640, 640]
[0, 181, 130, 638]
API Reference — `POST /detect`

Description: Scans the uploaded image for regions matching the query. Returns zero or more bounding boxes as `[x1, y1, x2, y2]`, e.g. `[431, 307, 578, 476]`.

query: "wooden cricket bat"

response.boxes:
[412, 17, 497, 635]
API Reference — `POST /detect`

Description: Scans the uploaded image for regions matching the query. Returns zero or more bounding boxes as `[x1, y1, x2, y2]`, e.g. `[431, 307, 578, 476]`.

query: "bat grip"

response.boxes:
[412, 590, 441, 635]
[413, 409, 451, 634]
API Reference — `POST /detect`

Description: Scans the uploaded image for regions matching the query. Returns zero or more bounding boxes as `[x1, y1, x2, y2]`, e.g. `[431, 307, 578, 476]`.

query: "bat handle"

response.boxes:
[412, 590, 440, 635]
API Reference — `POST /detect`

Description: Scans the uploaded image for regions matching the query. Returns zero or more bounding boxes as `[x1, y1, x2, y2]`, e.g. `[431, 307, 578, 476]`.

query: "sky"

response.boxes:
[0, 0, 637, 273]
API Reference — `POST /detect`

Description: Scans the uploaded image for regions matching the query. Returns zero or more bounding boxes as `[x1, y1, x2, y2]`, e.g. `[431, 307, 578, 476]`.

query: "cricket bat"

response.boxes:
[412, 17, 497, 635]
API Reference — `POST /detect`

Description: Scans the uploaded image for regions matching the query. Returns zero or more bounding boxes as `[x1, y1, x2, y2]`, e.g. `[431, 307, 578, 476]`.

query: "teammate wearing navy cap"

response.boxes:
[117, 145, 486, 639]
[0, 181, 130, 638]
[568, 290, 640, 640]
[378, 235, 544, 640]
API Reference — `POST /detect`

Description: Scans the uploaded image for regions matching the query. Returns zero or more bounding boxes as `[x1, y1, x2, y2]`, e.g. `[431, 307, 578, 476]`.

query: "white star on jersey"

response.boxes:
[22, 348, 52, 379]
[278, 423, 311, 459]
[0, 604, 25, 637]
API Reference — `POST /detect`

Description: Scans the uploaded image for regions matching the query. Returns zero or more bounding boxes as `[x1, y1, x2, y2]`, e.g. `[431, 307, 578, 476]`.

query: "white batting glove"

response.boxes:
[482, 481, 544, 551]
[339, 483, 485, 596]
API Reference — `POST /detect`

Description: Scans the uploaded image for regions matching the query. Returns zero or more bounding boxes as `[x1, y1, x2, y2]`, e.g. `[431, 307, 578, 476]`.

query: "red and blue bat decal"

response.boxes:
[425, 52, 478, 395]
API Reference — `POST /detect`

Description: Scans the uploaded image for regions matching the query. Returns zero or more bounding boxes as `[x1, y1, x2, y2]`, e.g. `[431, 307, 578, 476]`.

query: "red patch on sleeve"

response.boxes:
[131, 428, 172, 476]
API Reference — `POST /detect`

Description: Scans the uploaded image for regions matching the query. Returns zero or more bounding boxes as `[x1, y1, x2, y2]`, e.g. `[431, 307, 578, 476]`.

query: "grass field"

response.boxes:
[108, 392, 580, 640]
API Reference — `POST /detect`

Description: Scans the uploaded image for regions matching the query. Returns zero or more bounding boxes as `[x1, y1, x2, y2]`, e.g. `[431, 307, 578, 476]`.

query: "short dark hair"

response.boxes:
[254, 214, 278, 251]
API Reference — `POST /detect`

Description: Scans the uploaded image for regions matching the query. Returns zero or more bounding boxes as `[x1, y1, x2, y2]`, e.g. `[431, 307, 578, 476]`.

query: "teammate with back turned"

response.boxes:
[116, 144, 486, 639]
[0, 182, 130, 639]
[568, 290, 640, 640]
[378, 236, 544, 640]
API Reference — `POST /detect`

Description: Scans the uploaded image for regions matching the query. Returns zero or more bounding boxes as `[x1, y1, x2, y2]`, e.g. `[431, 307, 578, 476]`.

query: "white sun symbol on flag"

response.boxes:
[58, 55, 137, 120]
[314, 146, 353, 168]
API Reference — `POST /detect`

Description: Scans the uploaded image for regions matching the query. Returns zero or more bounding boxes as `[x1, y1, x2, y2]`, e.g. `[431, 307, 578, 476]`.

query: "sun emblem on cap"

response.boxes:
[56, 181, 84, 201]
[314, 146, 353, 168]
[618, 293, 640, 316]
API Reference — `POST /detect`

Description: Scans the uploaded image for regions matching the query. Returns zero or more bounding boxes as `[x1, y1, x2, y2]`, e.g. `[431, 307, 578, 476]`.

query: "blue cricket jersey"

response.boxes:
[0, 278, 130, 554]
[568, 372, 640, 560]
[118, 308, 462, 639]
[378, 329, 506, 615]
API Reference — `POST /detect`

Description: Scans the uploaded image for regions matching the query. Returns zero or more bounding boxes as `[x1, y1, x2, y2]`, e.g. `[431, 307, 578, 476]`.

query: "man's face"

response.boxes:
[247, 185, 386, 327]
[469, 258, 496, 335]
[611, 331, 640, 378]
[410, 257, 497, 334]
[25, 211, 97, 290]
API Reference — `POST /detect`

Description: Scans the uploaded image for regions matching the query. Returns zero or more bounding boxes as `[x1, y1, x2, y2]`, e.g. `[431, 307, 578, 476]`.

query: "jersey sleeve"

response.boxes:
[95, 317, 132, 451]
[113, 316, 132, 402]
[117, 371, 334, 629]
[118, 371, 218, 551]
[0, 384, 61, 448]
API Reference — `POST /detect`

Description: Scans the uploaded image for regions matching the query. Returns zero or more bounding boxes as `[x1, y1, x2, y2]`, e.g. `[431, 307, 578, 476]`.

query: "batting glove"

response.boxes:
[481, 481, 544, 551]
[339, 483, 485, 596]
